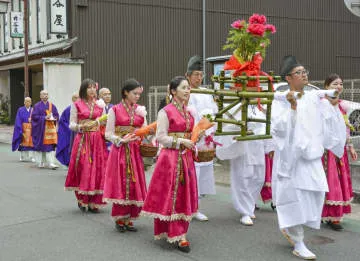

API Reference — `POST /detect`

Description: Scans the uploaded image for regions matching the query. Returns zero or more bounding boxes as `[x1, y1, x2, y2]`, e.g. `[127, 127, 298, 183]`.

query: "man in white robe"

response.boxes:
[216, 104, 271, 226]
[271, 56, 345, 260]
[187, 55, 218, 221]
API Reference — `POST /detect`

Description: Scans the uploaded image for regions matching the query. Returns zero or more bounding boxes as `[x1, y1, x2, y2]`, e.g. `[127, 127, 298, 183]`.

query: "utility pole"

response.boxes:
[24, 0, 29, 97]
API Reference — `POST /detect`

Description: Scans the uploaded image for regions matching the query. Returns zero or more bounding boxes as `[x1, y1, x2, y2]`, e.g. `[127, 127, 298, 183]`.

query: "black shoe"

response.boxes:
[125, 224, 138, 232]
[115, 222, 126, 233]
[271, 202, 276, 211]
[327, 221, 344, 231]
[177, 241, 191, 253]
[255, 204, 260, 210]
[125, 221, 138, 232]
[88, 207, 100, 214]
[78, 203, 86, 212]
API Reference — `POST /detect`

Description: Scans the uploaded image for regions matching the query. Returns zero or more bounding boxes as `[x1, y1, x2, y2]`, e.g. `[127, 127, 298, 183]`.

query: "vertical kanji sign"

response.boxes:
[10, 12, 23, 38]
[50, 0, 67, 34]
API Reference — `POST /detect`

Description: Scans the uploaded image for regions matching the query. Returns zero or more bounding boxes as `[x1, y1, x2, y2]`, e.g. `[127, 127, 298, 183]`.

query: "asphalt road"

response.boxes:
[1, 143, 360, 261]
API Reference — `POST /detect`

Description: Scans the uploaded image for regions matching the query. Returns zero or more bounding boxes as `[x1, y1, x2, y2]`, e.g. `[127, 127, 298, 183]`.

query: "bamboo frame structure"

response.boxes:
[190, 70, 281, 141]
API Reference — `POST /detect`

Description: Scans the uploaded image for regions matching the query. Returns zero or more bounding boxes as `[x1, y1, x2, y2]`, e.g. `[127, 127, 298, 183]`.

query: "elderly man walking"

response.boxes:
[12, 97, 35, 162]
[31, 90, 59, 169]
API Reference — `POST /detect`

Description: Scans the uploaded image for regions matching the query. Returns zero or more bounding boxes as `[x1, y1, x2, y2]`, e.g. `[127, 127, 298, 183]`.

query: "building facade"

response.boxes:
[1, 0, 360, 123]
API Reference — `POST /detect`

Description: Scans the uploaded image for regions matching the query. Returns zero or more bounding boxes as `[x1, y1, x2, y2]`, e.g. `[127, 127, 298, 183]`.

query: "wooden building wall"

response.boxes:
[69, 0, 360, 104]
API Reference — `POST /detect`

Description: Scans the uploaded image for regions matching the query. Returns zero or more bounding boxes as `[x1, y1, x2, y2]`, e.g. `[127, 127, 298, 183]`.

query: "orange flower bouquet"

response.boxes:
[191, 117, 215, 143]
[190, 117, 217, 162]
[134, 121, 157, 137]
[135, 122, 158, 157]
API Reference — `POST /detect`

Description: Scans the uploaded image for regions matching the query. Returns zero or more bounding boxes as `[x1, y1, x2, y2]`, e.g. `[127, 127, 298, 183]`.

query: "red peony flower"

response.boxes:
[223, 13, 276, 63]
[265, 24, 276, 34]
[231, 19, 245, 29]
[249, 13, 267, 25]
[247, 23, 265, 37]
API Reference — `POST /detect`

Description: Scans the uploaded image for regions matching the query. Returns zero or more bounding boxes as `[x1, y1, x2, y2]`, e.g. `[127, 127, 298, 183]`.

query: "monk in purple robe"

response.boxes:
[12, 97, 35, 162]
[56, 93, 79, 166]
[31, 90, 59, 169]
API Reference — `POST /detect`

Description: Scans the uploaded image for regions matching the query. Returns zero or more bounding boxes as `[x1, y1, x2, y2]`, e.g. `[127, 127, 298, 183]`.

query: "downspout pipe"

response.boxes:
[202, 0, 206, 84]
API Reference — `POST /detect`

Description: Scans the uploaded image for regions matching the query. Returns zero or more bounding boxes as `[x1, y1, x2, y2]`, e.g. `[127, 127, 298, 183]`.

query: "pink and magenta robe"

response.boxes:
[322, 102, 353, 221]
[141, 102, 198, 242]
[64, 100, 107, 209]
[102, 103, 147, 221]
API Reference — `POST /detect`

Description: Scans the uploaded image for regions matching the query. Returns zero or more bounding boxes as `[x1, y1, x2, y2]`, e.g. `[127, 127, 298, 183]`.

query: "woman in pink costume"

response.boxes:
[322, 73, 358, 230]
[65, 79, 107, 213]
[141, 76, 198, 253]
[102, 79, 147, 232]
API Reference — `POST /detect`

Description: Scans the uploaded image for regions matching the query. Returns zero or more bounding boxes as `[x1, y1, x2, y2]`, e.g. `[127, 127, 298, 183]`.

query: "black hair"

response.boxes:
[324, 73, 342, 88]
[79, 78, 96, 100]
[121, 78, 141, 99]
[169, 76, 188, 96]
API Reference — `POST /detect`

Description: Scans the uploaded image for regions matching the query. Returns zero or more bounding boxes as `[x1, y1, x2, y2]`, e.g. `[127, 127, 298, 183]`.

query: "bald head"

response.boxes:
[99, 87, 111, 104]
[40, 90, 49, 103]
[24, 97, 32, 108]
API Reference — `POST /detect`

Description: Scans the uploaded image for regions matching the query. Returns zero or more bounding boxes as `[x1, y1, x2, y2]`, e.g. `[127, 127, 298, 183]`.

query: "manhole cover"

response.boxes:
[308, 235, 335, 245]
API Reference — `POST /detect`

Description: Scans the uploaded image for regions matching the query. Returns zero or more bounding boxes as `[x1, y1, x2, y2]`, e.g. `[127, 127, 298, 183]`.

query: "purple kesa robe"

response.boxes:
[31, 101, 59, 152]
[56, 105, 74, 166]
[12, 106, 34, 152]
[104, 103, 114, 114]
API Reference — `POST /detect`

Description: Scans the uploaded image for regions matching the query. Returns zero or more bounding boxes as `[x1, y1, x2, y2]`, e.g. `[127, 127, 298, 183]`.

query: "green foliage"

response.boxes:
[0, 93, 10, 124]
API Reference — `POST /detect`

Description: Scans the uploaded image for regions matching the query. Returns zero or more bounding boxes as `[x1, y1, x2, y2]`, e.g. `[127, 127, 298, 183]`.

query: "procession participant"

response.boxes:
[55, 93, 79, 166]
[99, 87, 114, 153]
[64, 79, 107, 213]
[103, 79, 147, 232]
[141, 76, 198, 253]
[12, 97, 35, 162]
[321, 73, 357, 230]
[187, 55, 218, 222]
[31, 90, 59, 169]
[216, 104, 271, 226]
[271, 56, 346, 260]
[99, 87, 113, 114]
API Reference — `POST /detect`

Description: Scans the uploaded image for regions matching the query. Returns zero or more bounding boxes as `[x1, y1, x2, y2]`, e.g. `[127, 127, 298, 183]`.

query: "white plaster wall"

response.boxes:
[43, 63, 82, 114]
[0, 71, 10, 99]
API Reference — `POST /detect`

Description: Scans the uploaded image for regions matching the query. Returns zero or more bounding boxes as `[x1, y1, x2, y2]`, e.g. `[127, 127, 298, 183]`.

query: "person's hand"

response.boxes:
[28, 118, 31, 123]
[269, 151, 274, 159]
[325, 94, 339, 106]
[350, 146, 358, 161]
[83, 121, 94, 129]
[121, 133, 139, 144]
[45, 114, 51, 120]
[180, 139, 194, 149]
[286, 91, 297, 110]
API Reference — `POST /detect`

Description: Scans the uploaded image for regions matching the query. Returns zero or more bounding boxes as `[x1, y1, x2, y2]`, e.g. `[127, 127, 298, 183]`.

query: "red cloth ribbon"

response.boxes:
[224, 53, 274, 110]
[205, 135, 222, 147]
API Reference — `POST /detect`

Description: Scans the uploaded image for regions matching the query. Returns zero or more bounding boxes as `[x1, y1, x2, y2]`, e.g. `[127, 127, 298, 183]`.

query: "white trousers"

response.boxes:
[35, 151, 56, 165]
[230, 156, 265, 217]
[286, 225, 304, 243]
[195, 163, 216, 196]
[20, 151, 34, 161]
